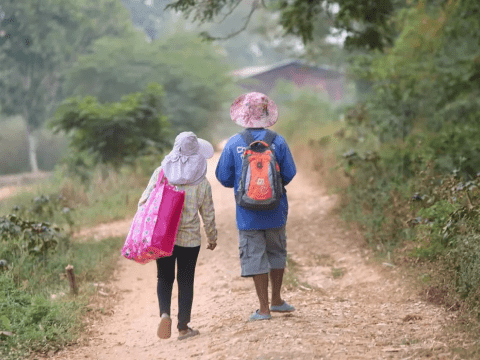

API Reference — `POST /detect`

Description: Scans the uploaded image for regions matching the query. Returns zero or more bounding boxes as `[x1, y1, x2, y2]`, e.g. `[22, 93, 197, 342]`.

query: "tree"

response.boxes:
[0, 0, 132, 173]
[121, 0, 172, 41]
[50, 83, 170, 170]
[63, 31, 233, 138]
[346, 0, 480, 177]
[165, 0, 406, 51]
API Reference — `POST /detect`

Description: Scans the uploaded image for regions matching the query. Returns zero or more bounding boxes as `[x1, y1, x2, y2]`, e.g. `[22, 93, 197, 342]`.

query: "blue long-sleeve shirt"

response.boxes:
[215, 129, 297, 230]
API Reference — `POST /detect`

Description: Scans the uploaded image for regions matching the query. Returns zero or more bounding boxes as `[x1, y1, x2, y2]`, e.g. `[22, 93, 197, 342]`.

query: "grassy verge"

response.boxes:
[287, 120, 480, 356]
[0, 161, 153, 359]
[0, 236, 124, 360]
[0, 165, 148, 230]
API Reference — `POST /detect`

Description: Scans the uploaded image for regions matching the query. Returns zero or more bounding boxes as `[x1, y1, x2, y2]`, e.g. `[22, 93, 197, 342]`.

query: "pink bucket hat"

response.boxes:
[230, 92, 278, 128]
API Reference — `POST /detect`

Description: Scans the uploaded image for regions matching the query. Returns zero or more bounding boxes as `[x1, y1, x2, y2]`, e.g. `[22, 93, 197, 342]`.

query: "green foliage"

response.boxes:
[166, 0, 404, 50]
[450, 234, 480, 303]
[0, 0, 133, 172]
[0, 214, 66, 268]
[279, 0, 401, 50]
[0, 0, 132, 128]
[0, 236, 123, 359]
[0, 274, 81, 358]
[63, 31, 233, 138]
[0, 163, 148, 230]
[0, 175, 126, 357]
[413, 200, 457, 258]
[11, 193, 74, 229]
[349, 0, 480, 152]
[51, 83, 170, 170]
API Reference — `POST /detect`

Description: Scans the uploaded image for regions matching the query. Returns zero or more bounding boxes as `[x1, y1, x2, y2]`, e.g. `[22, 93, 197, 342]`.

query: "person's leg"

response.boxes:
[156, 249, 177, 316]
[239, 230, 270, 317]
[156, 248, 177, 338]
[270, 268, 285, 306]
[253, 273, 270, 314]
[175, 245, 201, 331]
[265, 226, 288, 307]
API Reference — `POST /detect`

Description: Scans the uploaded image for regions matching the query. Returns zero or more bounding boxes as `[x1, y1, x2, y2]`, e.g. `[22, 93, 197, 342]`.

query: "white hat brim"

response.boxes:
[198, 138, 214, 159]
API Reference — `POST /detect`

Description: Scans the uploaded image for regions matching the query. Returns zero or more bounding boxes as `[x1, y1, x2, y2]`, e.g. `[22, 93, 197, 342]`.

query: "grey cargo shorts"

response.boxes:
[238, 226, 287, 277]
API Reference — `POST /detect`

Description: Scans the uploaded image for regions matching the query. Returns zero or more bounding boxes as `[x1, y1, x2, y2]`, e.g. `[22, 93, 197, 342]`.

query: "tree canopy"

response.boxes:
[166, 0, 406, 51]
[0, 0, 132, 171]
[0, 0, 131, 128]
[347, 0, 480, 177]
[50, 83, 170, 170]
[63, 31, 233, 138]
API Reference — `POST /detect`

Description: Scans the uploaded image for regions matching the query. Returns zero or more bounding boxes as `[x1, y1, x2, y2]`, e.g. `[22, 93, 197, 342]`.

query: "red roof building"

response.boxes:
[231, 60, 346, 102]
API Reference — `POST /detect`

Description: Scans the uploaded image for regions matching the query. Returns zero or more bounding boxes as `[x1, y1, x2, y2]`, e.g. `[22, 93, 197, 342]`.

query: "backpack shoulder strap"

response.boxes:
[263, 129, 277, 146]
[241, 129, 255, 146]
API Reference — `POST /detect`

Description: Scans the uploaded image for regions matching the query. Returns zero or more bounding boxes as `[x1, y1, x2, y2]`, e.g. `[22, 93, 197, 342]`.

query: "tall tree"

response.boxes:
[51, 83, 170, 170]
[0, 0, 131, 172]
[165, 0, 406, 51]
[63, 31, 233, 138]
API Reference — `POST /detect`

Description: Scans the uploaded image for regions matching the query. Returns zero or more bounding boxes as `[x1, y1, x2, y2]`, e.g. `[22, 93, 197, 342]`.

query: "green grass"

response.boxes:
[0, 164, 142, 359]
[0, 166, 147, 230]
[283, 255, 315, 291]
[331, 267, 345, 279]
[0, 236, 124, 359]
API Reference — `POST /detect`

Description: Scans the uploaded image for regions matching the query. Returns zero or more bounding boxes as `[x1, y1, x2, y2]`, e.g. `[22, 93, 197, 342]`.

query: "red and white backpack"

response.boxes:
[235, 130, 284, 210]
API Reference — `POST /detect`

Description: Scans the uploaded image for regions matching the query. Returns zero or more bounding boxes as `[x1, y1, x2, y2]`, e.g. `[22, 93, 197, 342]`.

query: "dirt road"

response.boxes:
[58, 154, 463, 360]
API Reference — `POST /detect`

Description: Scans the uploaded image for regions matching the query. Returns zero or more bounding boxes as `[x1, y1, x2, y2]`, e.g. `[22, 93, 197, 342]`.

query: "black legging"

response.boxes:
[156, 245, 200, 331]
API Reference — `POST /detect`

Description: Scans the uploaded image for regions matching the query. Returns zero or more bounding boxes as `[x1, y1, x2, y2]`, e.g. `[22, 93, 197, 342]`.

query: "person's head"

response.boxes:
[172, 132, 214, 159]
[230, 92, 278, 129]
[161, 132, 214, 185]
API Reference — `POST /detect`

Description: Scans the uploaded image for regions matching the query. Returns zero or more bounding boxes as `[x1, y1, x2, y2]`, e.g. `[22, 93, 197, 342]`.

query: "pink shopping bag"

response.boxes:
[122, 169, 185, 264]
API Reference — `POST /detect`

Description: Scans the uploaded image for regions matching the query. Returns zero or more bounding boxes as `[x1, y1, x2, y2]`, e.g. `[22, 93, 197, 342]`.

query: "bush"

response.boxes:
[0, 214, 68, 275]
[452, 234, 480, 303]
[0, 227, 124, 358]
[0, 273, 82, 358]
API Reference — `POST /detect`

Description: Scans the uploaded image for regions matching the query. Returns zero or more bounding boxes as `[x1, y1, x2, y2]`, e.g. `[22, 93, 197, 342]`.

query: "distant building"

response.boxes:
[230, 59, 346, 102]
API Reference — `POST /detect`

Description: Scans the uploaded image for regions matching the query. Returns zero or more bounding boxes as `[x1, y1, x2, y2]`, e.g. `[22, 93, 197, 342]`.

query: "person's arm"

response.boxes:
[199, 182, 218, 249]
[138, 166, 162, 207]
[277, 139, 297, 186]
[215, 144, 235, 188]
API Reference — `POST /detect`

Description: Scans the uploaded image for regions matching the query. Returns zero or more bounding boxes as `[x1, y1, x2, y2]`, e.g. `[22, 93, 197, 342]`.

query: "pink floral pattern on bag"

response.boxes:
[122, 170, 185, 264]
[230, 92, 278, 128]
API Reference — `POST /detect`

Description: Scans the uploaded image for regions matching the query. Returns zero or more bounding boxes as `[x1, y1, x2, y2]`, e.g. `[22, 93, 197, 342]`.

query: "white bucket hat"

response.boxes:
[161, 132, 214, 185]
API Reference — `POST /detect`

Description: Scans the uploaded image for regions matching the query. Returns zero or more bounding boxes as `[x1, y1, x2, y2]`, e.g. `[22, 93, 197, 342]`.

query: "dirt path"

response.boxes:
[56, 154, 463, 360]
[0, 185, 31, 202]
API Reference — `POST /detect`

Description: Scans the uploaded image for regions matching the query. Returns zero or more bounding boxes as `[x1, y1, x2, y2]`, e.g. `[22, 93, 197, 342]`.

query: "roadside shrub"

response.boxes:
[451, 234, 480, 306]
[0, 235, 124, 359]
[0, 273, 81, 357]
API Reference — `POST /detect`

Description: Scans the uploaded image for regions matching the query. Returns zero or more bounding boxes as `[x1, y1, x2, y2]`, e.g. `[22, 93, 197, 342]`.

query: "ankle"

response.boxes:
[258, 307, 270, 315]
[271, 298, 283, 306]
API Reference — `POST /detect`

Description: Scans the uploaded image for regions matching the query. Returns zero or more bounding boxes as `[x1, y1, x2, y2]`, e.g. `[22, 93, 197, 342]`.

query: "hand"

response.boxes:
[207, 242, 217, 251]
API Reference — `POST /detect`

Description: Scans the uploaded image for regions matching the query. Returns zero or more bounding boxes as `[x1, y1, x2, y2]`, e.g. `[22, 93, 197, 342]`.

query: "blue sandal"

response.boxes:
[249, 310, 272, 321]
[270, 301, 295, 312]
